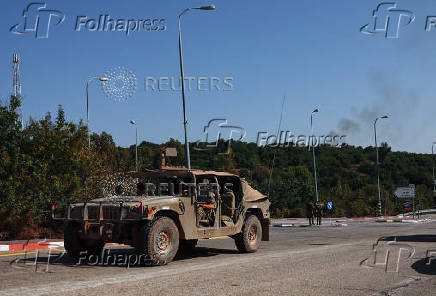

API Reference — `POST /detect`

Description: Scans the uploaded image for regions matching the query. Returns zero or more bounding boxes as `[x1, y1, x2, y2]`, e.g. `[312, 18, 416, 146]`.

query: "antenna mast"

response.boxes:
[267, 95, 286, 197]
[12, 53, 23, 123]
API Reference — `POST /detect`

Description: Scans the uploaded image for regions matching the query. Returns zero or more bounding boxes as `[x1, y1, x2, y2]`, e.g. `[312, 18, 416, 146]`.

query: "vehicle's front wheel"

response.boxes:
[137, 217, 179, 265]
[234, 214, 262, 253]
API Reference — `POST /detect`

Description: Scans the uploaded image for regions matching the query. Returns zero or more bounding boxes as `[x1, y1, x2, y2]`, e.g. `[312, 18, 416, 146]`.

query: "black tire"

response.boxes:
[64, 223, 105, 262]
[234, 214, 262, 253]
[137, 217, 179, 265]
[178, 239, 198, 254]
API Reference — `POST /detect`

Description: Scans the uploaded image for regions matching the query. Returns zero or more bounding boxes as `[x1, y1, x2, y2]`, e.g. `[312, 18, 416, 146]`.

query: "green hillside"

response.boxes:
[1, 96, 434, 239]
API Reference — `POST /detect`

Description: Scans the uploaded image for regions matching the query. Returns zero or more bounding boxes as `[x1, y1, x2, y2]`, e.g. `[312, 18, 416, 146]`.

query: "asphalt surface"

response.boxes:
[1, 221, 436, 295]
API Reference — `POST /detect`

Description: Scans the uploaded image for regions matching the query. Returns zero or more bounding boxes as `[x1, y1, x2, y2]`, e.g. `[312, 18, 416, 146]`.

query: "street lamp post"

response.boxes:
[130, 120, 138, 172]
[310, 109, 319, 202]
[86, 77, 108, 148]
[178, 5, 215, 170]
[432, 142, 436, 196]
[374, 115, 388, 217]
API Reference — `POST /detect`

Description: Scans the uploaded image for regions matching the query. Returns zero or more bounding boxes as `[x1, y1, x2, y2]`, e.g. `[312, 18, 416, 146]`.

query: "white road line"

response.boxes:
[0, 241, 362, 296]
[372, 276, 426, 296]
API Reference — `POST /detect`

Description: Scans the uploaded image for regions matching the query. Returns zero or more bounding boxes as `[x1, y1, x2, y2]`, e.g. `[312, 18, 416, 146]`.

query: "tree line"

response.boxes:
[0, 96, 434, 239]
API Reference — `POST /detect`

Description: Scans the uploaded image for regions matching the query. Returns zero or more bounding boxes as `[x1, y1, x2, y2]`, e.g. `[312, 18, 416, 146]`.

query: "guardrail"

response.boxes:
[401, 208, 436, 216]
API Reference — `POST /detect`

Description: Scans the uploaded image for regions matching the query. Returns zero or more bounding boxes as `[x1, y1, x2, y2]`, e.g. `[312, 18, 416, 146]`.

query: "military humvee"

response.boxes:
[52, 168, 270, 265]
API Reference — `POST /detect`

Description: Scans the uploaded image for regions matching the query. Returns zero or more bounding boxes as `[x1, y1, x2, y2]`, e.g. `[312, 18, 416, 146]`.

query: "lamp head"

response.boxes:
[99, 77, 109, 82]
[198, 5, 215, 10]
[130, 120, 136, 125]
[312, 108, 319, 113]
[381, 115, 389, 119]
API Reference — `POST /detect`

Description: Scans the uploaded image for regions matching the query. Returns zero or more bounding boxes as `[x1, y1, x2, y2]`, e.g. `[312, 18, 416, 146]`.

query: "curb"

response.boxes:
[272, 223, 348, 228]
[0, 241, 64, 252]
[375, 219, 424, 223]
[272, 223, 295, 227]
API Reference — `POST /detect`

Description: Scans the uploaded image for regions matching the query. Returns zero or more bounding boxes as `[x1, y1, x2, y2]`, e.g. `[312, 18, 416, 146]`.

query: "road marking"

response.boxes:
[208, 236, 228, 240]
[0, 252, 36, 257]
[0, 241, 363, 296]
[0, 250, 65, 257]
[372, 276, 426, 296]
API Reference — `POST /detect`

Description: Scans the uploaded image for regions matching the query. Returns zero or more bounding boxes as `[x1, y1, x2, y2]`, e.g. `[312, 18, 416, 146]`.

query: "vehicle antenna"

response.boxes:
[267, 94, 286, 197]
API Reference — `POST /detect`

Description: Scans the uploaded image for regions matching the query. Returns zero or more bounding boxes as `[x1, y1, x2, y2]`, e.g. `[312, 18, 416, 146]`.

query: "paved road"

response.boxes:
[1, 221, 436, 295]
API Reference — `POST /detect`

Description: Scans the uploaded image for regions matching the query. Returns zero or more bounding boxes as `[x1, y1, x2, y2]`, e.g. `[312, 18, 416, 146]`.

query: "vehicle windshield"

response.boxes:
[102, 173, 193, 197]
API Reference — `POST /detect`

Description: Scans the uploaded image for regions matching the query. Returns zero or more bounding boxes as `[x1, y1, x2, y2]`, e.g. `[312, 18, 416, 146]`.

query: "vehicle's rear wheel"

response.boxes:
[137, 217, 179, 265]
[234, 214, 262, 253]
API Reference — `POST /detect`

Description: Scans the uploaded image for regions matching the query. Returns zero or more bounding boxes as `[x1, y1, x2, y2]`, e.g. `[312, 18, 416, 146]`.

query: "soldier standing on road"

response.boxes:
[315, 201, 325, 225]
[306, 199, 315, 226]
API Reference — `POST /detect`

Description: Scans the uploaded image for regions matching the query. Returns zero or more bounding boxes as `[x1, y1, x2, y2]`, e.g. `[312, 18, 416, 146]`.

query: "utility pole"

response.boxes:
[310, 109, 319, 202]
[130, 120, 138, 172]
[374, 115, 388, 217]
[178, 5, 215, 169]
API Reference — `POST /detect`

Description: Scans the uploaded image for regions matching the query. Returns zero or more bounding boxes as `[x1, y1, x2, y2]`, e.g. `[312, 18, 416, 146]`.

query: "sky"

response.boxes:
[0, 0, 435, 153]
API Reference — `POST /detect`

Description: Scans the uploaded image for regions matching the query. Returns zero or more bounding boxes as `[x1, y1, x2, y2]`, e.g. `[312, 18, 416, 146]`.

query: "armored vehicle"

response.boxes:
[53, 168, 270, 265]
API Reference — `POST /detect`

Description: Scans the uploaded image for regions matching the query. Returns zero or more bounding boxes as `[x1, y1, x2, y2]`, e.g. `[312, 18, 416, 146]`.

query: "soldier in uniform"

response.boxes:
[306, 199, 315, 226]
[315, 201, 325, 225]
[221, 188, 236, 221]
[197, 180, 217, 226]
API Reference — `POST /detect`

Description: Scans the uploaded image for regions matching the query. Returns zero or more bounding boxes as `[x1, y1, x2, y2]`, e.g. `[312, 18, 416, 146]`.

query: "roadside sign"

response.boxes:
[327, 201, 333, 210]
[164, 148, 178, 157]
[403, 201, 413, 208]
[394, 187, 415, 199]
